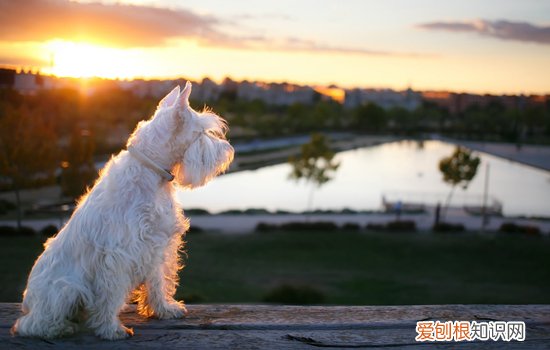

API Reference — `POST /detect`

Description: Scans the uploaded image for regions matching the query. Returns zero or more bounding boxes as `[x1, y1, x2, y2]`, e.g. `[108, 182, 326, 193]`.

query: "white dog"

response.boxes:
[12, 82, 234, 340]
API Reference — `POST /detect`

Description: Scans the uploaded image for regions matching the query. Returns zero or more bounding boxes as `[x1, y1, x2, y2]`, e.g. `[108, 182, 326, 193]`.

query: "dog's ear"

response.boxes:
[177, 81, 192, 108]
[159, 86, 180, 108]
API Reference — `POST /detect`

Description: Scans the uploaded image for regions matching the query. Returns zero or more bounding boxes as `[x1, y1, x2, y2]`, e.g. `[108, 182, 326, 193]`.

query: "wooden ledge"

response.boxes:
[0, 304, 549, 349]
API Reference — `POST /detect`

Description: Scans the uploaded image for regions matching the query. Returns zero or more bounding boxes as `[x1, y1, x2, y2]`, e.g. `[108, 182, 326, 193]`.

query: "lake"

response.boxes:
[176, 140, 550, 218]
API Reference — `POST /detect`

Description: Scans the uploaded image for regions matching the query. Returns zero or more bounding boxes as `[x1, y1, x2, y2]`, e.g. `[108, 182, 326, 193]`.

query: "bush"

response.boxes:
[0, 199, 16, 215]
[218, 209, 243, 215]
[185, 208, 210, 216]
[255, 221, 339, 232]
[280, 222, 338, 231]
[40, 225, 59, 237]
[499, 222, 540, 236]
[385, 220, 416, 232]
[263, 284, 325, 305]
[17, 226, 36, 236]
[181, 292, 205, 304]
[0, 226, 16, 236]
[187, 225, 204, 234]
[243, 208, 271, 215]
[365, 223, 385, 231]
[365, 220, 416, 232]
[341, 208, 359, 214]
[255, 222, 279, 232]
[342, 222, 361, 231]
[0, 226, 36, 236]
[433, 222, 465, 233]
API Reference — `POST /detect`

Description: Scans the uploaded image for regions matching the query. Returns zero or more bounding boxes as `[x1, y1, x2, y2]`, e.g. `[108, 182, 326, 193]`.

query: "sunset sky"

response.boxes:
[0, 0, 549, 94]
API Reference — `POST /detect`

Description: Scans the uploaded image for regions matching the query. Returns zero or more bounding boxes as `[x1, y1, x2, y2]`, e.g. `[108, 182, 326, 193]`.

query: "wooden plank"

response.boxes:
[0, 304, 548, 349]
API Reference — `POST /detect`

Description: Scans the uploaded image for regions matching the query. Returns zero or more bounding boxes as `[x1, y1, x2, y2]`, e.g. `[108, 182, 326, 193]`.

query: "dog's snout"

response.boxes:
[223, 140, 234, 153]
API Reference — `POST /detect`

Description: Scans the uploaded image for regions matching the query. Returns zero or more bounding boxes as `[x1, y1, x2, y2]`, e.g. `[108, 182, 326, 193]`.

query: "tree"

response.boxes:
[353, 103, 387, 132]
[0, 105, 59, 229]
[438, 146, 480, 220]
[60, 127, 97, 200]
[288, 133, 340, 213]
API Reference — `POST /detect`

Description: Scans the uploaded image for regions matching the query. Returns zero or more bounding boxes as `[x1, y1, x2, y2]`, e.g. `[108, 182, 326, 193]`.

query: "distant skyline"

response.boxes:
[0, 0, 549, 94]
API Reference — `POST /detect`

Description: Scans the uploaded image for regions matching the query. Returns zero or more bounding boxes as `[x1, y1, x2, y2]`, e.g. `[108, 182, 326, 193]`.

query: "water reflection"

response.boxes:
[177, 140, 550, 217]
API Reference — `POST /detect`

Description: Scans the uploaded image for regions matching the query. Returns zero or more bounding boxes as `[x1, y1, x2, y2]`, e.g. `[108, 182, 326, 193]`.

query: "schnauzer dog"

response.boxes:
[12, 82, 234, 340]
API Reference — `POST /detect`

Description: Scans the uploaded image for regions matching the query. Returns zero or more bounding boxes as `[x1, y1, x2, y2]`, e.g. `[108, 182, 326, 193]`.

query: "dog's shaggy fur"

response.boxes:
[12, 82, 234, 340]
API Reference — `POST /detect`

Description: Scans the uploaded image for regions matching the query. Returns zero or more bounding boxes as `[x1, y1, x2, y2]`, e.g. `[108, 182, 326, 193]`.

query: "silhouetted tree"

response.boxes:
[289, 133, 340, 213]
[60, 127, 97, 200]
[353, 103, 387, 132]
[439, 146, 480, 220]
[0, 105, 58, 229]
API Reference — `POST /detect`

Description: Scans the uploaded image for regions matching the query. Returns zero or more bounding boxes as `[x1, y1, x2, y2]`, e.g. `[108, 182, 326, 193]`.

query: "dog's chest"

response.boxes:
[151, 190, 181, 235]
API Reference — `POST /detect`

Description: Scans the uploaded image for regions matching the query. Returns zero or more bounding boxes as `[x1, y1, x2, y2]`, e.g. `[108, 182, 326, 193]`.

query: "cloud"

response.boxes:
[233, 13, 294, 21]
[0, 0, 427, 58]
[417, 19, 550, 45]
[274, 37, 429, 57]
[0, 0, 225, 47]
[0, 55, 47, 68]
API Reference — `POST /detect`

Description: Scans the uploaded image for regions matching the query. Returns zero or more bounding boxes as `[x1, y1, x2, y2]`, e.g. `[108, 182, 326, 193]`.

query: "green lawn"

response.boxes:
[1, 231, 549, 305]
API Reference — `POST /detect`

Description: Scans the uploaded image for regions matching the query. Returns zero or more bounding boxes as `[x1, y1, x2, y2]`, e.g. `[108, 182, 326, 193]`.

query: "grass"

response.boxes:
[1, 230, 549, 305]
[177, 231, 550, 305]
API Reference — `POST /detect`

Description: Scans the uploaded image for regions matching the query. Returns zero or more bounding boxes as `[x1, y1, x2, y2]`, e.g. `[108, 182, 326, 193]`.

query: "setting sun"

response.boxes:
[44, 40, 146, 79]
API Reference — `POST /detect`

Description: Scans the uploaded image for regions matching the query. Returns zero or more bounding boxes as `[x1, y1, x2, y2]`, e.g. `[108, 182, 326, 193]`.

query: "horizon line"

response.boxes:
[2, 64, 549, 97]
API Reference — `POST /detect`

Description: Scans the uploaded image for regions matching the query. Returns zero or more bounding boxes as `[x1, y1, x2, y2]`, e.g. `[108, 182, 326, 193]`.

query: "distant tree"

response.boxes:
[388, 107, 413, 133]
[289, 133, 340, 213]
[60, 127, 97, 200]
[438, 146, 480, 220]
[0, 105, 59, 229]
[353, 103, 387, 132]
[285, 102, 308, 133]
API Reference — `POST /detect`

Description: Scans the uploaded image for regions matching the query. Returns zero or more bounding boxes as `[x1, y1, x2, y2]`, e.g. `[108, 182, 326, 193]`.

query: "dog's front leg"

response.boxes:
[86, 275, 134, 340]
[141, 263, 187, 319]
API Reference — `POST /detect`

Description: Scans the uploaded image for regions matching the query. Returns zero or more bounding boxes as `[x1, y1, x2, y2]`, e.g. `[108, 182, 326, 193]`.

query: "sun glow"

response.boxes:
[43, 40, 147, 79]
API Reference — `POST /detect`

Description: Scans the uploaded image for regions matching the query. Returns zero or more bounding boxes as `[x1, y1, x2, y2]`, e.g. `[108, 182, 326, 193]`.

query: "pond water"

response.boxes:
[176, 140, 550, 217]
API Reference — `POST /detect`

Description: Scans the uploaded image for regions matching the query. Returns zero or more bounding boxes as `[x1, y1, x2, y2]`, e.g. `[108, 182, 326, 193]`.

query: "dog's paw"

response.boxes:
[60, 322, 79, 337]
[155, 302, 187, 320]
[96, 324, 134, 340]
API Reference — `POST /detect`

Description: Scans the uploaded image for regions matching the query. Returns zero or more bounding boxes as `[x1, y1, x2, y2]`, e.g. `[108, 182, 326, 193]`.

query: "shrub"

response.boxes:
[187, 225, 204, 234]
[263, 284, 325, 305]
[0, 226, 36, 236]
[17, 226, 36, 236]
[280, 222, 338, 231]
[365, 223, 385, 231]
[255, 222, 278, 232]
[499, 222, 540, 236]
[243, 208, 271, 215]
[40, 225, 59, 237]
[181, 292, 205, 304]
[255, 221, 339, 232]
[341, 208, 359, 214]
[0, 199, 16, 215]
[385, 220, 416, 232]
[0, 226, 16, 236]
[433, 222, 465, 233]
[342, 222, 361, 231]
[185, 208, 210, 216]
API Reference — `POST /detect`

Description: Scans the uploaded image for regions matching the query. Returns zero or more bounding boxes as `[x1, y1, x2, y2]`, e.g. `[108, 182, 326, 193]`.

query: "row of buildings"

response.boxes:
[1, 68, 548, 113]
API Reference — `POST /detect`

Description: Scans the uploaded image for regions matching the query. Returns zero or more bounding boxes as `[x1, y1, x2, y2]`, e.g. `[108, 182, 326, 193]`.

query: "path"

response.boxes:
[2, 206, 549, 234]
[437, 136, 550, 172]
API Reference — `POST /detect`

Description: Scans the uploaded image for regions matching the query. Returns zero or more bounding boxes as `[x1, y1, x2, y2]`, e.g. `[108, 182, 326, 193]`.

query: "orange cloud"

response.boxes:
[0, 0, 223, 47]
[0, 0, 428, 57]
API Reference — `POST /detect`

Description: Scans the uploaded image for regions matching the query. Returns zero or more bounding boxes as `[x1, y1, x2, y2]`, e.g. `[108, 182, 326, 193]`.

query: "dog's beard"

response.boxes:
[172, 135, 233, 189]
